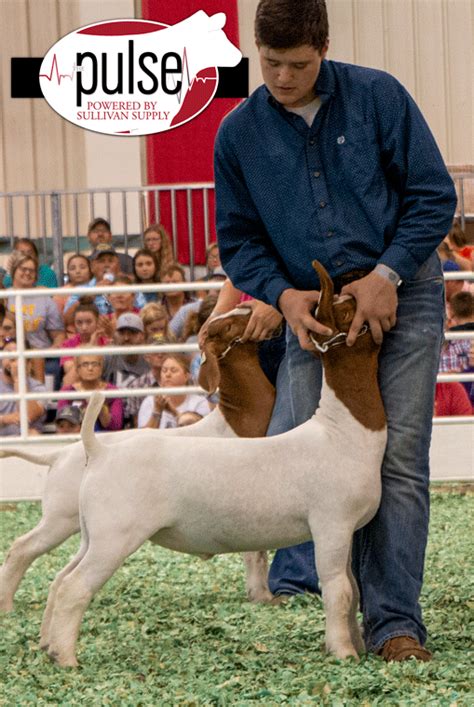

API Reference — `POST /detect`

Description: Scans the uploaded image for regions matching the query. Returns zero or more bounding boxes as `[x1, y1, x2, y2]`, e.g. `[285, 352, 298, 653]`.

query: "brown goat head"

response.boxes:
[311, 260, 360, 352]
[198, 308, 252, 393]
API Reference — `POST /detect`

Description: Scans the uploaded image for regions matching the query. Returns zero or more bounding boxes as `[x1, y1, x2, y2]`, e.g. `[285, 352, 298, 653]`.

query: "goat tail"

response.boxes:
[0, 447, 61, 466]
[81, 392, 105, 462]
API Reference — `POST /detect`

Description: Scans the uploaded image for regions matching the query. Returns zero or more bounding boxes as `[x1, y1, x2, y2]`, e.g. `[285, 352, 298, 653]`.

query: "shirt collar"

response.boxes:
[265, 59, 336, 109]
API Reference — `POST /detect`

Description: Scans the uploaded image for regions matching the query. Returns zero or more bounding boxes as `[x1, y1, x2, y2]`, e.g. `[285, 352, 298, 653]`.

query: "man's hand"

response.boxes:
[278, 288, 331, 351]
[237, 300, 283, 342]
[341, 272, 398, 346]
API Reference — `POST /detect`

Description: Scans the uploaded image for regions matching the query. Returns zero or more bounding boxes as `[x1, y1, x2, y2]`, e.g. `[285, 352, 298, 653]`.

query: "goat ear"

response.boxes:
[198, 343, 220, 394]
[312, 260, 336, 330]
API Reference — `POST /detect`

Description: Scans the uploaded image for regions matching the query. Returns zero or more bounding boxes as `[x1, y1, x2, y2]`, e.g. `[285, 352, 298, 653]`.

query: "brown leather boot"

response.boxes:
[378, 636, 432, 662]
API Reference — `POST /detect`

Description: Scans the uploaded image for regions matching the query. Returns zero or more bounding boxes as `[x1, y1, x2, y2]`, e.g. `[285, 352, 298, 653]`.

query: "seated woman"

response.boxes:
[6, 253, 65, 385]
[143, 223, 175, 278]
[53, 254, 92, 315]
[0, 339, 46, 436]
[60, 297, 111, 386]
[140, 302, 175, 340]
[137, 353, 210, 429]
[133, 248, 161, 303]
[3, 237, 57, 288]
[57, 351, 123, 432]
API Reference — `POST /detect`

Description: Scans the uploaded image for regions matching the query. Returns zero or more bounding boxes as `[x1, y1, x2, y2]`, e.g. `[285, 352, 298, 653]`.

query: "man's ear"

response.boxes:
[321, 38, 329, 59]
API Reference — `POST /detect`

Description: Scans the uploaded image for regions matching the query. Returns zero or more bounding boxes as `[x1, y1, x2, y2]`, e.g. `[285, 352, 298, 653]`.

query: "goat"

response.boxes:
[41, 261, 387, 667]
[0, 308, 276, 611]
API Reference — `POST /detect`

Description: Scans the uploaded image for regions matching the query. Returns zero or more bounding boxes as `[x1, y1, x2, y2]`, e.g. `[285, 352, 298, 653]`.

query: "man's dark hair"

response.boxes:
[255, 0, 329, 52]
[450, 291, 473, 320]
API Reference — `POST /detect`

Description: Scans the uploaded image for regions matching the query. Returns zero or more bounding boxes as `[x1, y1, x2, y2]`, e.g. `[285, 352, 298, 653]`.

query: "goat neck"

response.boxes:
[218, 341, 275, 437]
[319, 338, 385, 432]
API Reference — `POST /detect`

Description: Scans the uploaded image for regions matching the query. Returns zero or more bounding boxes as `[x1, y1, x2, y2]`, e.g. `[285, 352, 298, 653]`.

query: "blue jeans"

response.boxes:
[267, 252, 445, 651]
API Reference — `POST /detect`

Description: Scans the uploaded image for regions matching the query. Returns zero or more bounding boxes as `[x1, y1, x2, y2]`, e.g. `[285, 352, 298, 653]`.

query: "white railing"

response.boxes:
[0, 273, 473, 444]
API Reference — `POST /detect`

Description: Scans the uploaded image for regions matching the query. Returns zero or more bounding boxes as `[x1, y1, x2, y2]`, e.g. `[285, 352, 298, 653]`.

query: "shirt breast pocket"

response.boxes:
[337, 124, 383, 192]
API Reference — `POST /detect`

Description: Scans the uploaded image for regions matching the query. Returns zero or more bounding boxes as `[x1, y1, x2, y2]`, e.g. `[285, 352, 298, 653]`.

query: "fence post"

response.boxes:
[51, 192, 64, 284]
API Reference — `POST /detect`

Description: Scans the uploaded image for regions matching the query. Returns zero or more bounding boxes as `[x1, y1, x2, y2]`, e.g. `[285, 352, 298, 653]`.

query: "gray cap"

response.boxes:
[56, 405, 82, 426]
[116, 312, 144, 332]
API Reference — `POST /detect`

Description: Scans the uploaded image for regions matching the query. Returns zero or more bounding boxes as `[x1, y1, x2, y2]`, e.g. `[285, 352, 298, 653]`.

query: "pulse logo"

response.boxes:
[39, 12, 242, 136]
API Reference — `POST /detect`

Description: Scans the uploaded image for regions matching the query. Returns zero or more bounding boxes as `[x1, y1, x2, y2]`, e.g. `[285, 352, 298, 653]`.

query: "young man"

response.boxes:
[214, 0, 457, 661]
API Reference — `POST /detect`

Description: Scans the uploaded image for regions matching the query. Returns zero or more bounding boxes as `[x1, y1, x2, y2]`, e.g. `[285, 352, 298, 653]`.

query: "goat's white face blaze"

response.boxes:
[38, 261, 387, 667]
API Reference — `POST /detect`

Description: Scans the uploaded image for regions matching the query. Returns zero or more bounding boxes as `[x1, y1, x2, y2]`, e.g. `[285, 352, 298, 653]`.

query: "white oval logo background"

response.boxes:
[39, 13, 242, 136]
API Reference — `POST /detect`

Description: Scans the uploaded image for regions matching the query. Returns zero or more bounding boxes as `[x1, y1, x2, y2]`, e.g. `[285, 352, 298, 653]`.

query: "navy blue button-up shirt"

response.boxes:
[214, 60, 457, 307]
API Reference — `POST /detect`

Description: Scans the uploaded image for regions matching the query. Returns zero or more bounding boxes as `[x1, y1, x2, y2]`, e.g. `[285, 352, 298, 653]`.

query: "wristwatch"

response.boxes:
[375, 264, 402, 287]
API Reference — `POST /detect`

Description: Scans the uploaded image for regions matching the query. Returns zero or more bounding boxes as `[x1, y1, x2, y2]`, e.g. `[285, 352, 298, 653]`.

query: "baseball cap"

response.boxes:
[90, 243, 118, 260]
[442, 260, 461, 272]
[116, 312, 144, 332]
[56, 405, 82, 426]
[88, 217, 111, 234]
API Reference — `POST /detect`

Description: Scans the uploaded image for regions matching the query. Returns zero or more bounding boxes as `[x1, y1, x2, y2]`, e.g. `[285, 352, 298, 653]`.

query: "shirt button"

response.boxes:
[327, 230, 334, 237]
[319, 200, 326, 208]
[335, 259, 344, 266]
[313, 171, 321, 178]
[309, 139, 316, 145]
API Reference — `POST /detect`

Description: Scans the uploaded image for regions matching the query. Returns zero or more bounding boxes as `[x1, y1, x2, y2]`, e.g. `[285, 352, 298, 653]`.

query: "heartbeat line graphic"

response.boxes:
[39, 54, 80, 85]
[176, 47, 216, 104]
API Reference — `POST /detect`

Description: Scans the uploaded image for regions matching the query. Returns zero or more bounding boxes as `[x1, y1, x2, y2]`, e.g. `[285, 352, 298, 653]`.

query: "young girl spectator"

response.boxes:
[54, 254, 92, 314]
[60, 297, 111, 386]
[143, 224, 175, 277]
[204, 242, 223, 278]
[140, 302, 175, 340]
[138, 354, 210, 429]
[0, 310, 16, 347]
[57, 351, 123, 432]
[4, 237, 57, 288]
[133, 248, 161, 303]
[161, 264, 194, 320]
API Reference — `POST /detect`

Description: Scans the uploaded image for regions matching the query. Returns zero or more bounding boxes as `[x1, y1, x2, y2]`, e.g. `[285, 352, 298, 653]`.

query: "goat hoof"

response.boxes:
[248, 590, 280, 605]
[328, 644, 360, 661]
[47, 649, 78, 668]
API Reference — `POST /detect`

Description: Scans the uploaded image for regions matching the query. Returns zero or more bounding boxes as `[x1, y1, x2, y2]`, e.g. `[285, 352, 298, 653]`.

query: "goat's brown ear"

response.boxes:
[198, 342, 220, 394]
[312, 260, 336, 330]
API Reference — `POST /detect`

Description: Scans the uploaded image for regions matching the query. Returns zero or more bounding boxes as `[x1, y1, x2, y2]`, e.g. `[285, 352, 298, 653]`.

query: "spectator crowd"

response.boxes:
[0, 219, 226, 436]
[0, 217, 472, 437]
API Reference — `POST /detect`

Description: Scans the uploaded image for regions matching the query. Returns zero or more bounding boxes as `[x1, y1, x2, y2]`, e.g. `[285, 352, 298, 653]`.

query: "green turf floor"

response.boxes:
[0, 487, 472, 705]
